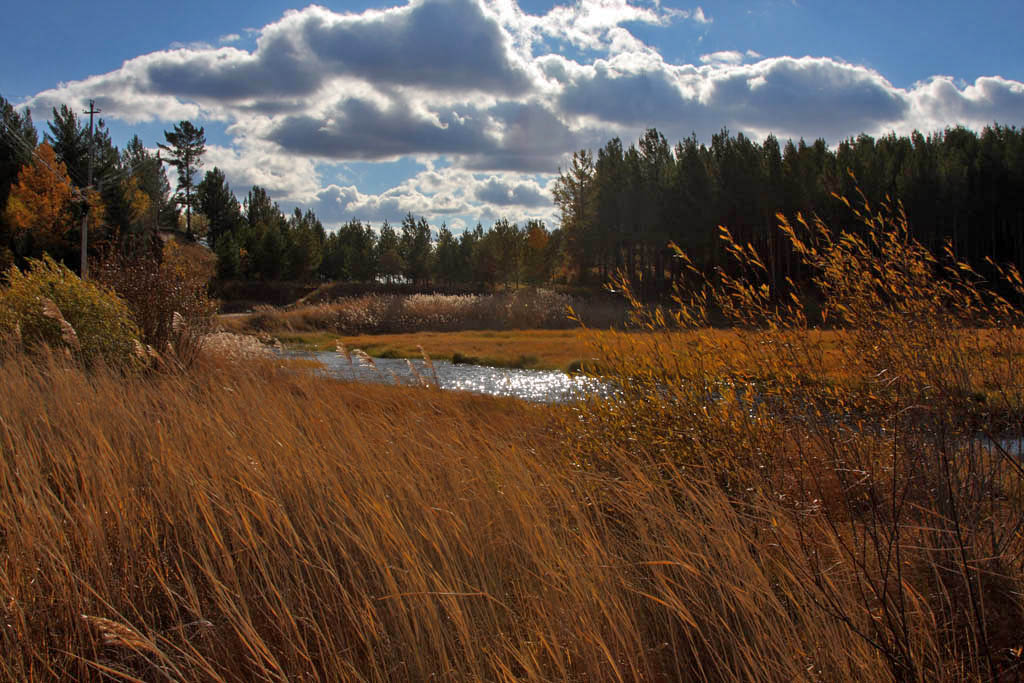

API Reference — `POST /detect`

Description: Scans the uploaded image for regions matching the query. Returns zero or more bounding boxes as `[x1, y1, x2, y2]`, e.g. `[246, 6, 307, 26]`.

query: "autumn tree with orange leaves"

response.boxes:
[4, 142, 102, 260]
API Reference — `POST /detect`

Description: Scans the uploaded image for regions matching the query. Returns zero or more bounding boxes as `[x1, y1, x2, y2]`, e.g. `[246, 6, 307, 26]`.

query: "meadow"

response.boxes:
[2, 197, 1024, 680]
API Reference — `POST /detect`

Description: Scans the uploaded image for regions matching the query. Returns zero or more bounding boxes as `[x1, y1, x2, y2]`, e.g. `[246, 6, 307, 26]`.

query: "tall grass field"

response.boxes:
[2, 194, 1024, 680]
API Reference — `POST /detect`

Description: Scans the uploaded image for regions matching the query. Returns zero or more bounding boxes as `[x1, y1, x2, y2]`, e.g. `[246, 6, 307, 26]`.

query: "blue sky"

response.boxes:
[3, 0, 1023, 230]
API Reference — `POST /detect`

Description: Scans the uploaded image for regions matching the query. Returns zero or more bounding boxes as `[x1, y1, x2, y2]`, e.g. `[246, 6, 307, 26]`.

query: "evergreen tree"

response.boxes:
[0, 96, 37, 268]
[339, 219, 378, 281]
[399, 213, 433, 284]
[0, 96, 37, 214]
[158, 120, 206, 239]
[456, 224, 481, 284]
[196, 167, 242, 249]
[490, 218, 524, 287]
[45, 105, 89, 187]
[376, 220, 403, 283]
[214, 232, 242, 279]
[433, 223, 459, 284]
[552, 150, 597, 283]
[244, 186, 279, 230]
[286, 208, 324, 281]
[122, 135, 175, 229]
[254, 222, 287, 280]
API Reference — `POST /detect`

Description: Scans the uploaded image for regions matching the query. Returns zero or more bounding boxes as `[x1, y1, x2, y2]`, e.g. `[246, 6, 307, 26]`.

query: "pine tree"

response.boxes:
[158, 121, 205, 239]
[552, 150, 597, 283]
[376, 220, 403, 283]
[196, 167, 241, 249]
[0, 96, 37, 213]
[399, 213, 432, 284]
[433, 224, 459, 284]
[45, 105, 89, 187]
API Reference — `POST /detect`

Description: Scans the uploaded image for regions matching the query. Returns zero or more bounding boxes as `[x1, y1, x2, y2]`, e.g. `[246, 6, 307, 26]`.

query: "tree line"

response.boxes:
[201, 174, 562, 287]
[3, 92, 1022, 294]
[552, 125, 1024, 296]
[0, 95, 562, 289]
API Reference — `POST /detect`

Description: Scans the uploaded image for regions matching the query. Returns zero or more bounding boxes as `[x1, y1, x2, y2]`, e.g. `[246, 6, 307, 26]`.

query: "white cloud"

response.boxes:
[905, 75, 1024, 133]
[21, 0, 1024, 228]
[307, 166, 557, 228]
[169, 40, 213, 50]
[700, 50, 744, 65]
[205, 141, 322, 202]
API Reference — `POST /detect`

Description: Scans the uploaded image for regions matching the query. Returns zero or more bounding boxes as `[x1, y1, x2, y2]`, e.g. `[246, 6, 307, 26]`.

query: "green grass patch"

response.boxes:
[272, 331, 339, 350]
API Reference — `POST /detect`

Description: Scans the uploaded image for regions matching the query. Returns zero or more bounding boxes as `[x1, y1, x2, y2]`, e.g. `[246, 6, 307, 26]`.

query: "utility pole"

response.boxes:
[81, 100, 100, 279]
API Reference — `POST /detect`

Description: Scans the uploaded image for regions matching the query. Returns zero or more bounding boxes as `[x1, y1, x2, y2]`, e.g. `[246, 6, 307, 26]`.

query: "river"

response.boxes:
[285, 350, 611, 403]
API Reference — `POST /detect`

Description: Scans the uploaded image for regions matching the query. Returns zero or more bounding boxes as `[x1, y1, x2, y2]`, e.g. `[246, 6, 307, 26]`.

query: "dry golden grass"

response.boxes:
[562, 191, 1024, 680]
[1, 349, 899, 681]
[219, 289, 626, 337]
[5, 188, 1024, 680]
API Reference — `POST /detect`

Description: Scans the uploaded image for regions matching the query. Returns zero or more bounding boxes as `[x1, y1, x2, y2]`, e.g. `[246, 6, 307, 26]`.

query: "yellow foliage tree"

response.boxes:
[4, 143, 75, 253]
[120, 174, 152, 227]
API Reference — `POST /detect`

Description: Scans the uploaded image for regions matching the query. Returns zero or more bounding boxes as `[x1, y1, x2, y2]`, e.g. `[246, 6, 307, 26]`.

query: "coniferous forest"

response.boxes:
[2, 93, 1023, 294]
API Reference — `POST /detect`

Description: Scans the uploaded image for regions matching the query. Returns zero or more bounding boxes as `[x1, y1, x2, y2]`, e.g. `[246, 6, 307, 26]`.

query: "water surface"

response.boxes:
[287, 350, 609, 403]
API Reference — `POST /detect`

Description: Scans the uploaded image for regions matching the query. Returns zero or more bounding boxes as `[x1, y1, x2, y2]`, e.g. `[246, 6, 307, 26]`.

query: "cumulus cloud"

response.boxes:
[700, 50, 744, 65]
[702, 57, 910, 140]
[204, 141, 322, 200]
[907, 76, 1024, 133]
[21, 0, 1024, 228]
[474, 177, 549, 205]
[306, 167, 556, 228]
[558, 59, 703, 127]
[268, 97, 494, 160]
[301, 0, 533, 94]
[526, 0, 698, 53]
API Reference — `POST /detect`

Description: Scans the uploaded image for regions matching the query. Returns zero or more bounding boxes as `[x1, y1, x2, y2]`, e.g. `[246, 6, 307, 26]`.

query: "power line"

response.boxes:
[0, 115, 89, 189]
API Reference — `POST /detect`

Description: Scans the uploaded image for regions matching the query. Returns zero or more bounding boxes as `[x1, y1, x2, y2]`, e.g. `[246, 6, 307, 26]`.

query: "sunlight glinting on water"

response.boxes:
[290, 351, 608, 403]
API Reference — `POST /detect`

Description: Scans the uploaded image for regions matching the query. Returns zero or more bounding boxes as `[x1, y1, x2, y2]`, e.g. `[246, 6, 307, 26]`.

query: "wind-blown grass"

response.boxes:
[2, 348, 892, 681]
[3, 188, 1023, 680]
[567, 189, 1024, 679]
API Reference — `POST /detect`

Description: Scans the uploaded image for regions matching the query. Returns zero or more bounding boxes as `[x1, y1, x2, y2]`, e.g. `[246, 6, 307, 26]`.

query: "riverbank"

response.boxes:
[273, 328, 598, 371]
[265, 325, 1023, 409]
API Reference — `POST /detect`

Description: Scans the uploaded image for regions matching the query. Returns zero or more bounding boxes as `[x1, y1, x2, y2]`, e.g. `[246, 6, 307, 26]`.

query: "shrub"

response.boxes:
[96, 239, 217, 354]
[0, 255, 140, 367]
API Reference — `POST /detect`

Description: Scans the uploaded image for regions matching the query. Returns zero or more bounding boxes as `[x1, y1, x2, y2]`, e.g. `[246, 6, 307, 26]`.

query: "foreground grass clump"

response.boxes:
[568, 191, 1024, 679]
[2, 351, 888, 681]
[0, 255, 140, 367]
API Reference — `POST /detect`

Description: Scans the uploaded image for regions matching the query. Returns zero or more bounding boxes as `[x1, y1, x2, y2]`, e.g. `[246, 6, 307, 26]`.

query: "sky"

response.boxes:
[3, 0, 1023, 231]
